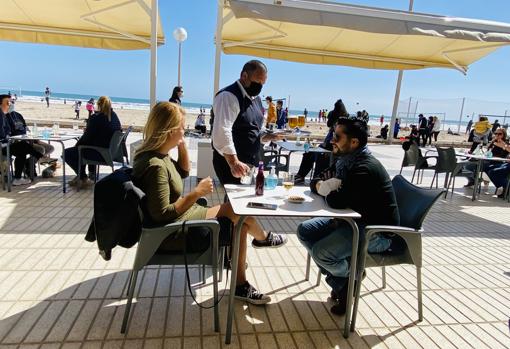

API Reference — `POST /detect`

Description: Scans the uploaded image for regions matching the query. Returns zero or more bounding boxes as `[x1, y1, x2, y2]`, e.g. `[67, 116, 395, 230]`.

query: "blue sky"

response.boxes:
[2, 0, 510, 115]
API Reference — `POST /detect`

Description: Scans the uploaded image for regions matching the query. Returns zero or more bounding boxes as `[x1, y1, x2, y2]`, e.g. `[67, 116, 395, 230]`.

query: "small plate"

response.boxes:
[287, 195, 305, 203]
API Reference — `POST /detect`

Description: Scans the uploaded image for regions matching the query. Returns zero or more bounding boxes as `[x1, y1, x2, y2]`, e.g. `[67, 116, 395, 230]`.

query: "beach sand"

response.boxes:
[12, 99, 469, 144]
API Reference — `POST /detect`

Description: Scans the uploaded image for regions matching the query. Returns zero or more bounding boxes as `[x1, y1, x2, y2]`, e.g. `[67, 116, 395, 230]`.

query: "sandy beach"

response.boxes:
[12, 99, 470, 144]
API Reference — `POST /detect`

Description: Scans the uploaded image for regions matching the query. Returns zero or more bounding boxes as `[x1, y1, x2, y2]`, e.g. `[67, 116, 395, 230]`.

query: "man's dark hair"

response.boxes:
[265, 96, 272, 102]
[336, 117, 368, 147]
[241, 60, 267, 76]
[276, 100, 283, 105]
[0, 94, 10, 103]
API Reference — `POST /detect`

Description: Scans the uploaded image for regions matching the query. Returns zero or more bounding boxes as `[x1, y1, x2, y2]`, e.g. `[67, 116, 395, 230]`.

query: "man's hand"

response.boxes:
[225, 154, 250, 178]
[261, 133, 284, 142]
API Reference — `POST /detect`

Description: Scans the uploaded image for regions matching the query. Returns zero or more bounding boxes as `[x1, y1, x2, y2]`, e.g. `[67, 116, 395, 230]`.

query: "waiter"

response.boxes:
[212, 60, 281, 184]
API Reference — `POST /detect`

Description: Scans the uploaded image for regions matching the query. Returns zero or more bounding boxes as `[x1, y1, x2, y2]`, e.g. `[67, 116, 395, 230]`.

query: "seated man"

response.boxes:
[297, 118, 401, 316]
[0, 95, 44, 185]
[194, 112, 207, 134]
[6, 110, 55, 163]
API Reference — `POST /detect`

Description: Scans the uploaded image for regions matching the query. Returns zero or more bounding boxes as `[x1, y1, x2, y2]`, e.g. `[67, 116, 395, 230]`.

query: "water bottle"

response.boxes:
[485, 149, 493, 158]
[33, 123, 38, 137]
[255, 161, 265, 196]
[264, 168, 278, 190]
[304, 138, 311, 153]
[52, 123, 59, 136]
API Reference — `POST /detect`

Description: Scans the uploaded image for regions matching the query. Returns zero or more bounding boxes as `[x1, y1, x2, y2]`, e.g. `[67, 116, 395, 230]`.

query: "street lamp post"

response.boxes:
[173, 27, 188, 86]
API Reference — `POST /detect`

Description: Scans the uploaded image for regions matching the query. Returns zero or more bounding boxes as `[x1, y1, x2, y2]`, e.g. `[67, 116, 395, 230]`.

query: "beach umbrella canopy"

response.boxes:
[0, 0, 165, 50]
[218, 0, 510, 73]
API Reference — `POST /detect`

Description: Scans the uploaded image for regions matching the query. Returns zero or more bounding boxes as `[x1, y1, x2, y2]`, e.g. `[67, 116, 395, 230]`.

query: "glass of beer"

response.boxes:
[288, 116, 298, 129]
[282, 173, 294, 198]
[298, 115, 305, 128]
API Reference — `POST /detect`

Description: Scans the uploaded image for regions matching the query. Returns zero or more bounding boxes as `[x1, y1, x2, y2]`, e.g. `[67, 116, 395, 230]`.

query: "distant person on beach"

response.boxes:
[86, 98, 95, 117]
[294, 99, 349, 184]
[0, 94, 44, 186]
[211, 60, 288, 304]
[169, 86, 183, 105]
[426, 116, 434, 145]
[194, 112, 206, 134]
[492, 119, 501, 133]
[418, 114, 428, 147]
[473, 115, 492, 145]
[64, 96, 121, 189]
[393, 118, 400, 139]
[304, 108, 308, 120]
[264, 96, 276, 127]
[380, 115, 384, 126]
[276, 100, 287, 129]
[44, 87, 51, 107]
[73, 101, 82, 119]
[209, 107, 214, 135]
[431, 116, 441, 142]
[465, 117, 473, 134]
[376, 124, 389, 140]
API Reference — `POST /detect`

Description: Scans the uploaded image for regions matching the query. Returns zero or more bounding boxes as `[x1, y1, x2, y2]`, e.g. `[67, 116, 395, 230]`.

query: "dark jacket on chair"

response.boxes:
[85, 167, 143, 260]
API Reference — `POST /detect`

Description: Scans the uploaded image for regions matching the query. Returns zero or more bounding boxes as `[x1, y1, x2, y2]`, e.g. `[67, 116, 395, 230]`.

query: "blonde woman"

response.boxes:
[132, 102, 287, 305]
[65, 96, 121, 188]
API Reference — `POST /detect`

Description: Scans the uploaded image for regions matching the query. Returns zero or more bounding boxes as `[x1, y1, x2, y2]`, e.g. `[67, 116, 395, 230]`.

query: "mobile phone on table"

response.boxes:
[247, 202, 277, 210]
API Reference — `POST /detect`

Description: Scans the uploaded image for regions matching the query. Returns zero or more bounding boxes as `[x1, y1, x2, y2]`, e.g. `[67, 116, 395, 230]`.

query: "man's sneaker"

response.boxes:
[68, 176, 80, 187]
[252, 232, 288, 249]
[235, 282, 271, 305]
[78, 178, 94, 189]
[294, 175, 305, 185]
[12, 178, 31, 186]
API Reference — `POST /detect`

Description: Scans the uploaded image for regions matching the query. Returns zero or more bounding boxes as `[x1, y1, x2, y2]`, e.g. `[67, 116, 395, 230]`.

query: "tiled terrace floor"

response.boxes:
[0, 139, 509, 348]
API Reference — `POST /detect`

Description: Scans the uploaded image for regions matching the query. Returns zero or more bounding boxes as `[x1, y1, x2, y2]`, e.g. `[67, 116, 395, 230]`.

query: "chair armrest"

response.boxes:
[364, 225, 419, 239]
[78, 145, 110, 162]
[135, 220, 221, 270]
[422, 155, 438, 160]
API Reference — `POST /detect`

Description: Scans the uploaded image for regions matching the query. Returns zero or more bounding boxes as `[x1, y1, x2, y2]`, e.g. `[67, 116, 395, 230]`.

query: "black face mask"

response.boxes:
[245, 81, 263, 97]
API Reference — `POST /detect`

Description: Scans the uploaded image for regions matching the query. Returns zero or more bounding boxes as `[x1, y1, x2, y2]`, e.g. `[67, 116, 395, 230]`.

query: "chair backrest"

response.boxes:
[435, 146, 457, 173]
[392, 175, 444, 230]
[121, 126, 133, 162]
[402, 143, 420, 167]
[109, 130, 125, 163]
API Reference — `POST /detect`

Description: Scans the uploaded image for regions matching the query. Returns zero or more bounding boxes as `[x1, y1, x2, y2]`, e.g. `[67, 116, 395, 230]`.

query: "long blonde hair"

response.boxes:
[97, 96, 112, 121]
[135, 101, 184, 157]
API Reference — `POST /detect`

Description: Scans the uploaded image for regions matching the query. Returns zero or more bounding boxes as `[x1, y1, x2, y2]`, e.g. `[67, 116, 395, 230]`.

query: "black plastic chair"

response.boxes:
[120, 185, 227, 334]
[349, 175, 444, 333]
[400, 143, 436, 184]
[121, 126, 132, 165]
[430, 147, 459, 189]
[78, 130, 125, 183]
[260, 146, 290, 175]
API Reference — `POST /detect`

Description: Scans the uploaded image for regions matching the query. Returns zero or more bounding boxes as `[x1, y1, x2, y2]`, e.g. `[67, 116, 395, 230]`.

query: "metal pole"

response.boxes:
[213, 0, 224, 96]
[504, 110, 508, 126]
[177, 42, 182, 86]
[457, 97, 466, 134]
[149, 0, 158, 108]
[388, 0, 414, 144]
[388, 71, 404, 144]
[405, 96, 412, 127]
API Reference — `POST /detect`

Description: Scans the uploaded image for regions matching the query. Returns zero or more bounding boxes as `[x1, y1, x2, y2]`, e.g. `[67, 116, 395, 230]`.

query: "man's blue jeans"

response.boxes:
[297, 217, 391, 291]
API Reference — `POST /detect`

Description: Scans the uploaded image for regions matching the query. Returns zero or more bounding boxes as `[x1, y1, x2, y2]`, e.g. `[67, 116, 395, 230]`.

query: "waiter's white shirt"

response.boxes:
[212, 80, 258, 156]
